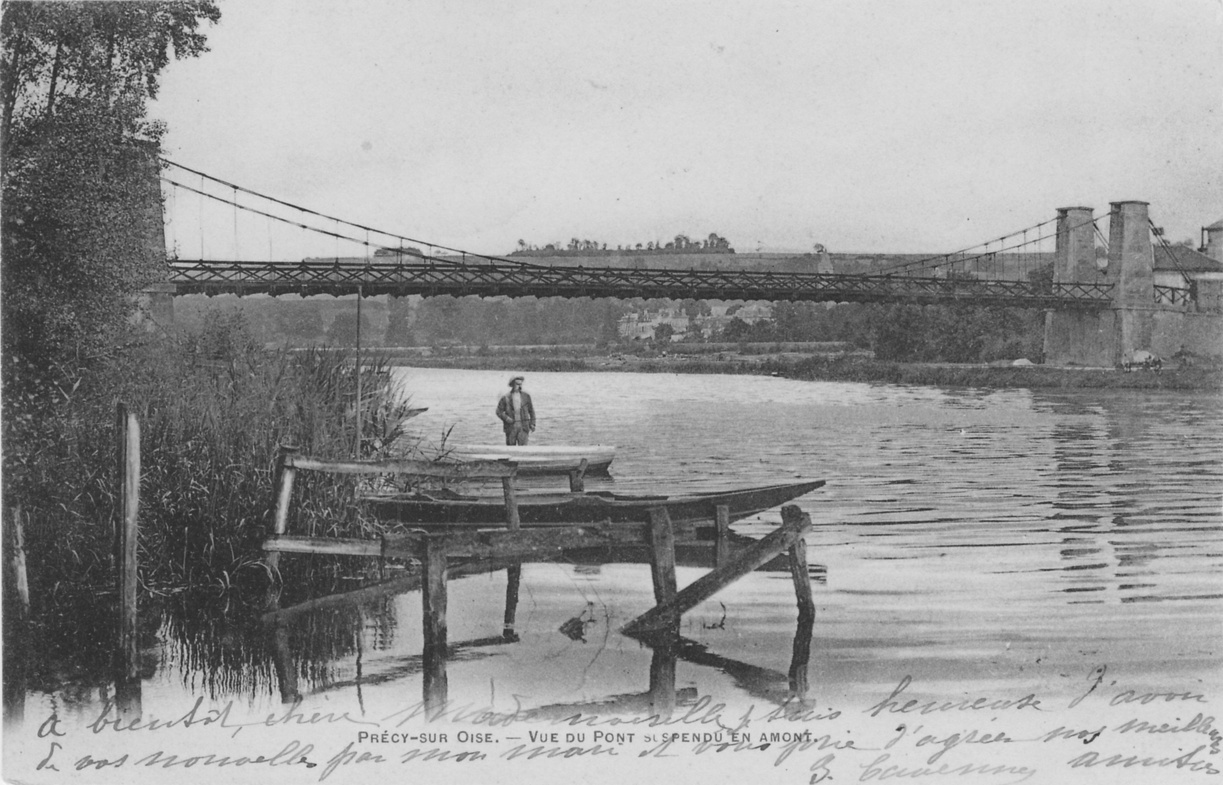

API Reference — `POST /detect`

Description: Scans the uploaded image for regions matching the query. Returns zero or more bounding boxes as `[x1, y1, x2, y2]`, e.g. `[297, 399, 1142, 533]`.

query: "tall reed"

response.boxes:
[4, 312, 421, 606]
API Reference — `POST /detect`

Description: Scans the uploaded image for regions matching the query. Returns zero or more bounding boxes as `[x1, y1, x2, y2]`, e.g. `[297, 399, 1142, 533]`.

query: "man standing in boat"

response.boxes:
[496, 375, 536, 446]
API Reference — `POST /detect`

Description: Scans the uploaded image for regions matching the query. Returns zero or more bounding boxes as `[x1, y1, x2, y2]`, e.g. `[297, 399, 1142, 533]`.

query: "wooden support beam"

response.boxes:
[568, 458, 588, 493]
[421, 539, 448, 713]
[501, 476, 520, 530]
[647, 508, 677, 610]
[271, 445, 299, 537]
[622, 504, 812, 635]
[261, 559, 522, 625]
[785, 509, 815, 623]
[714, 504, 731, 568]
[266, 445, 299, 584]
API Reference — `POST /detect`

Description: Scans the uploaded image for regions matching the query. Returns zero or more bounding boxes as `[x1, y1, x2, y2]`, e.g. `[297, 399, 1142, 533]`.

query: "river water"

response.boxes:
[396, 368, 1223, 702]
[7, 367, 1222, 784]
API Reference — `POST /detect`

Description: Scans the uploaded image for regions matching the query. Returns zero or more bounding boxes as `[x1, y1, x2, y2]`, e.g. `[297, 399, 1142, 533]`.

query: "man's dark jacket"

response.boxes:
[496, 390, 535, 433]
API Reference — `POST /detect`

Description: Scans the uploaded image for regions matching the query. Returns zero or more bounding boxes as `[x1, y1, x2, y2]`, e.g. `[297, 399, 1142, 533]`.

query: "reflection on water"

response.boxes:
[9, 369, 1223, 723]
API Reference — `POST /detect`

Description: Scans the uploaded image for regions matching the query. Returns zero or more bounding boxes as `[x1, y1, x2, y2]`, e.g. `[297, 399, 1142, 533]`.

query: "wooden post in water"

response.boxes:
[789, 614, 814, 699]
[3, 505, 30, 726]
[784, 506, 816, 624]
[114, 404, 140, 681]
[714, 504, 731, 567]
[421, 538, 449, 714]
[501, 469, 522, 640]
[502, 564, 522, 642]
[783, 505, 816, 697]
[647, 629, 679, 719]
[114, 404, 142, 719]
[6, 505, 29, 624]
[271, 623, 301, 704]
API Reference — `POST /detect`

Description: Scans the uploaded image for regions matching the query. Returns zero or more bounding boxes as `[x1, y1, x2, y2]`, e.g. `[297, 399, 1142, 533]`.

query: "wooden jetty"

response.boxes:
[262, 446, 822, 712]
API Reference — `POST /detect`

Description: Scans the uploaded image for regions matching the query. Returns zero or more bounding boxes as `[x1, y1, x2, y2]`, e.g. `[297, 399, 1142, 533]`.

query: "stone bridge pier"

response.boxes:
[1044, 200, 1221, 367]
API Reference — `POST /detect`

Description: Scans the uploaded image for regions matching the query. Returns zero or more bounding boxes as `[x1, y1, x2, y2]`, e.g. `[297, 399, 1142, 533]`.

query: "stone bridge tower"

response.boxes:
[1044, 201, 1222, 366]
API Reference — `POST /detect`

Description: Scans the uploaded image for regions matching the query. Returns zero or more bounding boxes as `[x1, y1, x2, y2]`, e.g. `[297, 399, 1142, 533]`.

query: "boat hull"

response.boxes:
[362, 480, 824, 527]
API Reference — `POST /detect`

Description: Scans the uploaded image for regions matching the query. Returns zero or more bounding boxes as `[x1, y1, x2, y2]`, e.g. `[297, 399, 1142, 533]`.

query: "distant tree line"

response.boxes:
[512, 232, 733, 256]
[176, 295, 629, 349]
[716, 302, 1044, 363]
[178, 292, 1044, 363]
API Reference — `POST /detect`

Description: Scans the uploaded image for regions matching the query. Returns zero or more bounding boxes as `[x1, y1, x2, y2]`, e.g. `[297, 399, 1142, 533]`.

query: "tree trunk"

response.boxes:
[45, 40, 63, 118]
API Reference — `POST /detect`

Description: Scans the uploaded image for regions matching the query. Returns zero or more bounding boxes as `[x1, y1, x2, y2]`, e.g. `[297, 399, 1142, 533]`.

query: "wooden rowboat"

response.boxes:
[362, 479, 823, 527]
[443, 444, 616, 475]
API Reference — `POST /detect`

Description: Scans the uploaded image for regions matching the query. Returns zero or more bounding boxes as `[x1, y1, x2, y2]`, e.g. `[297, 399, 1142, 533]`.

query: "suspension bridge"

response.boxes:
[155, 160, 1221, 366]
[161, 161, 1113, 309]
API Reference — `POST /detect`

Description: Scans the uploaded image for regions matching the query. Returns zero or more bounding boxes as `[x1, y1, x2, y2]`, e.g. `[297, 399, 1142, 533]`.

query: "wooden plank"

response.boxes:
[264, 524, 655, 562]
[263, 535, 385, 558]
[647, 508, 677, 608]
[714, 504, 731, 568]
[622, 504, 812, 635]
[386, 524, 642, 561]
[287, 455, 517, 478]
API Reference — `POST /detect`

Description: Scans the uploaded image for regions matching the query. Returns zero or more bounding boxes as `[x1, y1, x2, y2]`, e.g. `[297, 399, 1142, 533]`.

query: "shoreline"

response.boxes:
[376, 349, 1223, 391]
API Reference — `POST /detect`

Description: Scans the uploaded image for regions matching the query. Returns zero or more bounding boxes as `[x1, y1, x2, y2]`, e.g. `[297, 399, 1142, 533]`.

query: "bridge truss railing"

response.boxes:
[1153, 284, 1193, 308]
[168, 259, 1114, 310]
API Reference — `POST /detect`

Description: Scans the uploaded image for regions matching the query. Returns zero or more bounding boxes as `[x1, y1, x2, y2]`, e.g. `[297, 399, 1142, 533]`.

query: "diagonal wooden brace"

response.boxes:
[622, 504, 812, 635]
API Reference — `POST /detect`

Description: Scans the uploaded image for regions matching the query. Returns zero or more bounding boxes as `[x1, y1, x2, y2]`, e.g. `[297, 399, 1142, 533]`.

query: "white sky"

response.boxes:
[153, 0, 1223, 258]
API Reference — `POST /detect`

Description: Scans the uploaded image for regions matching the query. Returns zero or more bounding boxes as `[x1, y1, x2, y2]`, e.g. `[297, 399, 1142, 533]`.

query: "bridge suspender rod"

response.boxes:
[881, 216, 1059, 276]
[883, 214, 1099, 278]
[164, 177, 388, 257]
[165, 177, 495, 271]
[162, 159, 549, 270]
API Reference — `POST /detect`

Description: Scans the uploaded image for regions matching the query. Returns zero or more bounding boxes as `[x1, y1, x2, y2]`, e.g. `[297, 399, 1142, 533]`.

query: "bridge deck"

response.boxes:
[168, 259, 1113, 309]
